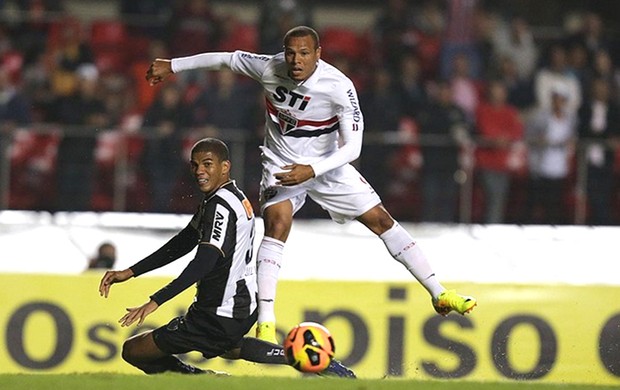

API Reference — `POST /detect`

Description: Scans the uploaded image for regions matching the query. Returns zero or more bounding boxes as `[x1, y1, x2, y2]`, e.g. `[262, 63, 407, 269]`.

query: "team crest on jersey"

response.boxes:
[277, 110, 298, 134]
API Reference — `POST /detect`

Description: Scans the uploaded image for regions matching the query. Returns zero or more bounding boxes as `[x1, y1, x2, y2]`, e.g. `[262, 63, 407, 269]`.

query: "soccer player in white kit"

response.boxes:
[146, 26, 476, 344]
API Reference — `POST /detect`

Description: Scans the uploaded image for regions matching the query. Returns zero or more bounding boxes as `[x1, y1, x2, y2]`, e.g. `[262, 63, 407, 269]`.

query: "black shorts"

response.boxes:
[152, 306, 258, 359]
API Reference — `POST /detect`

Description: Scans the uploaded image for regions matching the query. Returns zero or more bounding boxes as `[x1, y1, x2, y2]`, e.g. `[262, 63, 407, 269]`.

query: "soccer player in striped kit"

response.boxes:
[98, 138, 354, 376]
[146, 26, 476, 345]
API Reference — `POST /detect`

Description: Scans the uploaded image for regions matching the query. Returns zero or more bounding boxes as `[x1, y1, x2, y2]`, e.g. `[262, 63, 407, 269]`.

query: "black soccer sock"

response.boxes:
[137, 355, 205, 375]
[239, 337, 287, 365]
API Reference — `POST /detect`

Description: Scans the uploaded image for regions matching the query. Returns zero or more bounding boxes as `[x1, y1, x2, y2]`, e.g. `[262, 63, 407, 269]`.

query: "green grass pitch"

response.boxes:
[0, 374, 617, 390]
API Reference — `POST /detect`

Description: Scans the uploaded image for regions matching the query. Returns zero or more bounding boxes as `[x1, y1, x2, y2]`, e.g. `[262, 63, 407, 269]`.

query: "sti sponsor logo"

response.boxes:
[272, 86, 311, 111]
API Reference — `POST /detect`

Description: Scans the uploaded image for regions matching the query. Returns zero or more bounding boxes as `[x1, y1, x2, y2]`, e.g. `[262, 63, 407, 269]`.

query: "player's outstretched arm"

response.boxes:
[119, 299, 159, 327]
[98, 268, 134, 298]
[145, 58, 173, 86]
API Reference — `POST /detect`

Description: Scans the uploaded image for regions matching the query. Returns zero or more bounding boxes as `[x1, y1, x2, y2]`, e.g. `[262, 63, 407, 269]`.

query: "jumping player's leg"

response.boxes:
[256, 200, 294, 342]
[121, 331, 204, 374]
[357, 204, 476, 315]
[357, 205, 445, 297]
[309, 164, 476, 316]
[256, 153, 310, 342]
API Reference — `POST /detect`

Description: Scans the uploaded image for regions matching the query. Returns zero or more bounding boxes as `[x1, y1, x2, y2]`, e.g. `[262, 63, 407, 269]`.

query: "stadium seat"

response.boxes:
[46, 17, 82, 51]
[90, 20, 128, 47]
[218, 22, 258, 52]
[383, 117, 423, 221]
[0, 50, 24, 84]
[129, 60, 160, 113]
[166, 134, 205, 214]
[320, 27, 364, 62]
[415, 32, 442, 79]
[125, 35, 152, 64]
[91, 131, 148, 211]
[89, 20, 130, 74]
[93, 50, 127, 74]
[9, 128, 61, 210]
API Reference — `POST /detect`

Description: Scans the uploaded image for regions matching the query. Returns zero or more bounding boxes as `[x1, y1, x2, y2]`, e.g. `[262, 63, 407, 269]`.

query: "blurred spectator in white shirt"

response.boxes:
[525, 87, 576, 224]
[534, 43, 582, 115]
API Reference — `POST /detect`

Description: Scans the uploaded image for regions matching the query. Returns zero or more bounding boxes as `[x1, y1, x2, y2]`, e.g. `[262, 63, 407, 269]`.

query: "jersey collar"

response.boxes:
[277, 57, 323, 89]
[295, 59, 322, 89]
[204, 180, 234, 201]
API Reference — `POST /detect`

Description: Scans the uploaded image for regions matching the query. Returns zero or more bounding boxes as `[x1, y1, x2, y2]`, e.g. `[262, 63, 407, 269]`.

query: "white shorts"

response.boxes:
[258, 152, 382, 224]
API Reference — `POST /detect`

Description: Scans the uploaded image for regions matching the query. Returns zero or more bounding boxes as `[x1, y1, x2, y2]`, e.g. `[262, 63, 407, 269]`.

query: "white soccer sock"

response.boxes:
[380, 222, 445, 298]
[257, 236, 285, 324]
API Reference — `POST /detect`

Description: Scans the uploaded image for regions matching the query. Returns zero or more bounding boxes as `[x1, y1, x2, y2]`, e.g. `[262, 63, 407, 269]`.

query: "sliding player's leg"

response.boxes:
[224, 337, 356, 378]
[121, 331, 207, 374]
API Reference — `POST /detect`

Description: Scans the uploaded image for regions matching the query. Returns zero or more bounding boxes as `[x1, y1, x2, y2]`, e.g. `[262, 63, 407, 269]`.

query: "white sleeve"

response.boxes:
[171, 52, 234, 73]
[171, 51, 271, 82]
[310, 80, 364, 177]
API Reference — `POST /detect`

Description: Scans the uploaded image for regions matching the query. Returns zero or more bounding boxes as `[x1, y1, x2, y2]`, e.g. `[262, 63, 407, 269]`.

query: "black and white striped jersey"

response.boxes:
[189, 180, 257, 319]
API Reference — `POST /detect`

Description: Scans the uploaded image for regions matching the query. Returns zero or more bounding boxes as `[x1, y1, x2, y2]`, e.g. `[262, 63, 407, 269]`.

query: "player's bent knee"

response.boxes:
[359, 206, 395, 235]
[121, 338, 145, 365]
[263, 215, 293, 240]
[377, 214, 395, 233]
[263, 203, 293, 238]
[264, 220, 290, 238]
[121, 343, 133, 364]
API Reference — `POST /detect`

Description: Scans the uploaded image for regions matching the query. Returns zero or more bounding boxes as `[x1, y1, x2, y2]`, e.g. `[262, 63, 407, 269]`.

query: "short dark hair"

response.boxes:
[191, 138, 230, 162]
[283, 26, 320, 50]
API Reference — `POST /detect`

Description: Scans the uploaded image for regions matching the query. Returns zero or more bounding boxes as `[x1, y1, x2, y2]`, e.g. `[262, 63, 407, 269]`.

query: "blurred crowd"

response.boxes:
[0, 0, 619, 225]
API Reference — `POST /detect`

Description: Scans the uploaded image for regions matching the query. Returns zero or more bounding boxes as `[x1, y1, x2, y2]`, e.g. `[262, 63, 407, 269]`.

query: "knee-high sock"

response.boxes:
[239, 337, 287, 364]
[257, 236, 285, 324]
[134, 355, 204, 374]
[380, 222, 445, 298]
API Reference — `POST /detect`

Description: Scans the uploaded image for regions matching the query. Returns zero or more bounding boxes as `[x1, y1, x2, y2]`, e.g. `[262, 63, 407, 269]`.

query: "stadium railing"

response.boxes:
[1, 124, 618, 225]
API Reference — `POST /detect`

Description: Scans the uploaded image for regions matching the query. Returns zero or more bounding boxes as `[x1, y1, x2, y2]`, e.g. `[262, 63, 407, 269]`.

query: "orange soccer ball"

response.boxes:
[283, 322, 335, 373]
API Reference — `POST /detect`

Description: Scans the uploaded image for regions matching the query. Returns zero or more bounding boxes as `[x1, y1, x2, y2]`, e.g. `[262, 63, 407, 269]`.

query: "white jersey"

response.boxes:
[172, 51, 364, 177]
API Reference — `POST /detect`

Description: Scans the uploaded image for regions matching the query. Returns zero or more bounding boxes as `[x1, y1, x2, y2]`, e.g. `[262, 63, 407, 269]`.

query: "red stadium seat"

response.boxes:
[90, 20, 130, 74]
[94, 50, 127, 74]
[91, 131, 149, 211]
[219, 23, 258, 52]
[46, 17, 83, 51]
[129, 60, 161, 113]
[320, 27, 364, 62]
[415, 32, 442, 79]
[1, 50, 24, 84]
[91, 130, 122, 211]
[125, 35, 152, 64]
[383, 117, 423, 221]
[9, 128, 61, 210]
[90, 20, 128, 47]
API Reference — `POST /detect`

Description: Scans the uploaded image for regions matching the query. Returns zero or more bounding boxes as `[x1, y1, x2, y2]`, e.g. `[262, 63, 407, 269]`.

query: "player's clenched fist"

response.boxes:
[145, 58, 173, 86]
[99, 269, 134, 298]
